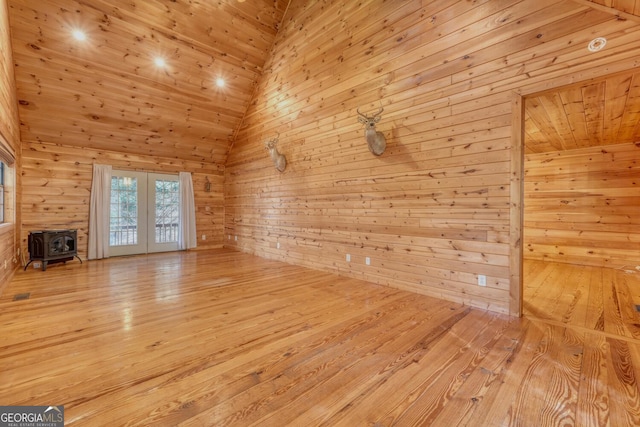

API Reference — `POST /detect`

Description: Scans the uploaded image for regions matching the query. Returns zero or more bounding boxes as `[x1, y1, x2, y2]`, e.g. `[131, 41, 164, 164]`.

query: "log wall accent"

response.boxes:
[225, 0, 640, 314]
[0, 0, 21, 294]
[20, 141, 225, 260]
[524, 141, 640, 268]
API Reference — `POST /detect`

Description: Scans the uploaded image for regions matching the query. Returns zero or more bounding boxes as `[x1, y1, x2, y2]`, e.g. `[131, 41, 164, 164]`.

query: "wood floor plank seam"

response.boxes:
[2, 251, 640, 425]
[526, 316, 640, 345]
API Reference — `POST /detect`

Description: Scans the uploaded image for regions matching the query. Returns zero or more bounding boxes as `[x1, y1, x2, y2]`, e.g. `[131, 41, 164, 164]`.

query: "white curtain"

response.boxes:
[178, 171, 197, 250]
[88, 164, 112, 260]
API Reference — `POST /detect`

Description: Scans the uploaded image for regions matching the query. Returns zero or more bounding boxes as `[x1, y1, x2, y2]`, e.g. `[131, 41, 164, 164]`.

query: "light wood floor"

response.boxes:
[1, 250, 640, 426]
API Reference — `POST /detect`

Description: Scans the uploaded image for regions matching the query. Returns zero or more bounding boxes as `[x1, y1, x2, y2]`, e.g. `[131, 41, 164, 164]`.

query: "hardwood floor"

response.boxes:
[1, 251, 640, 426]
[524, 260, 640, 339]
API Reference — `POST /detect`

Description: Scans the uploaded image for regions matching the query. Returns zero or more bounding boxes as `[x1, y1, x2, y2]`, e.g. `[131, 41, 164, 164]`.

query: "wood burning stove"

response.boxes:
[25, 229, 83, 271]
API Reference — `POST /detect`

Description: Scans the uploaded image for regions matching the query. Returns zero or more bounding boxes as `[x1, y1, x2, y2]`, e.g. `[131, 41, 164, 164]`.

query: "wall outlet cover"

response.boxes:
[478, 275, 487, 286]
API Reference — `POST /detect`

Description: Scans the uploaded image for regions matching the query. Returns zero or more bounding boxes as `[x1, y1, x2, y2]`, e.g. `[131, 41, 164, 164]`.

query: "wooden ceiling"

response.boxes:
[6, 0, 640, 162]
[524, 1, 640, 154]
[585, 0, 640, 16]
[7, 0, 289, 164]
[524, 70, 640, 153]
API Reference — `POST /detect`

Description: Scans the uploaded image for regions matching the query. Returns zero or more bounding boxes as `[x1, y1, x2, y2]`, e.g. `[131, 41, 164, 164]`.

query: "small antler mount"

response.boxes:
[264, 134, 286, 173]
[357, 106, 386, 156]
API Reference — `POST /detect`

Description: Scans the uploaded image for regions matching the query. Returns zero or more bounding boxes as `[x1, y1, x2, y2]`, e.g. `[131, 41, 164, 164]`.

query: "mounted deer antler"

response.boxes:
[265, 134, 286, 173]
[357, 106, 386, 156]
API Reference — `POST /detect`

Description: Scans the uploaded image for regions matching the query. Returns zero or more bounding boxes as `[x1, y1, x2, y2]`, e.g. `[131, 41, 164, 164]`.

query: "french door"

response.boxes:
[109, 170, 180, 256]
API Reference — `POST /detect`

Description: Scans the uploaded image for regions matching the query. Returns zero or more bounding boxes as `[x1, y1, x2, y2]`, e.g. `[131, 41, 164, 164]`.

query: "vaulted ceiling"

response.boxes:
[6, 0, 640, 163]
[7, 0, 289, 164]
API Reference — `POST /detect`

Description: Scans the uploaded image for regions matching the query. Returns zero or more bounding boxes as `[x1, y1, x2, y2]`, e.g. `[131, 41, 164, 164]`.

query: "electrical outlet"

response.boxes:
[478, 275, 487, 286]
[201, 234, 206, 241]
[228, 235, 231, 240]
[276, 242, 280, 249]
[365, 257, 371, 266]
[234, 235, 238, 241]
[33, 262, 41, 269]
[346, 254, 351, 262]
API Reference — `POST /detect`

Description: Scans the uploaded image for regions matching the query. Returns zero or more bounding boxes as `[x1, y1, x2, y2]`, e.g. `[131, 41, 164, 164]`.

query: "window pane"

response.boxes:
[110, 176, 138, 246]
[155, 179, 179, 243]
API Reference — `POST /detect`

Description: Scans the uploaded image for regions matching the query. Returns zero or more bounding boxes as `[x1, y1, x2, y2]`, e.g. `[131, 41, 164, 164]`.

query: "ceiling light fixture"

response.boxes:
[154, 57, 166, 68]
[587, 37, 607, 52]
[72, 29, 86, 41]
[216, 78, 225, 87]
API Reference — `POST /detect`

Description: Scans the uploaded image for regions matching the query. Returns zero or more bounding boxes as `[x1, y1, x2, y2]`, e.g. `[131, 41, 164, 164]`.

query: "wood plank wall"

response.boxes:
[224, 0, 640, 314]
[524, 141, 640, 268]
[587, 0, 640, 16]
[0, 0, 21, 293]
[20, 141, 225, 261]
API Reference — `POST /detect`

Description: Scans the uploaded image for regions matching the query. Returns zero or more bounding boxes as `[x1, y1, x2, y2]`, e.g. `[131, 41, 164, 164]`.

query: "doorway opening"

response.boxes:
[518, 69, 640, 333]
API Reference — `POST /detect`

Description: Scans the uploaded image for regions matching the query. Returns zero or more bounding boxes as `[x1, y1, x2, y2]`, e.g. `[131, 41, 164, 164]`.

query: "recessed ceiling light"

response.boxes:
[216, 78, 225, 87]
[588, 37, 607, 52]
[154, 57, 166, 68]
[72, 29, 86, 41]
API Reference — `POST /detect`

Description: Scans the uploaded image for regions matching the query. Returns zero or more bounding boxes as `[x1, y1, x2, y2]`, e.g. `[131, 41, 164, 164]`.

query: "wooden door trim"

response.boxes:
[509, 93, 525, 317]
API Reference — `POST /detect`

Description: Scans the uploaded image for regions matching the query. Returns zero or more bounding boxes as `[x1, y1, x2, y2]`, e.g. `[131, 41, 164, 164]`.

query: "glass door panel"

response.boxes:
[109, 170, 147, 256]
[147, 173, 179, 253]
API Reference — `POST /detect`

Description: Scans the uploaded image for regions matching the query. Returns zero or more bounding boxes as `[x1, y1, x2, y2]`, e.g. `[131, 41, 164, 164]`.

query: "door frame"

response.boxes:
[109, 170, 180, 256]
[510, 93, 525, 317]
[509, 68, 639, 317]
